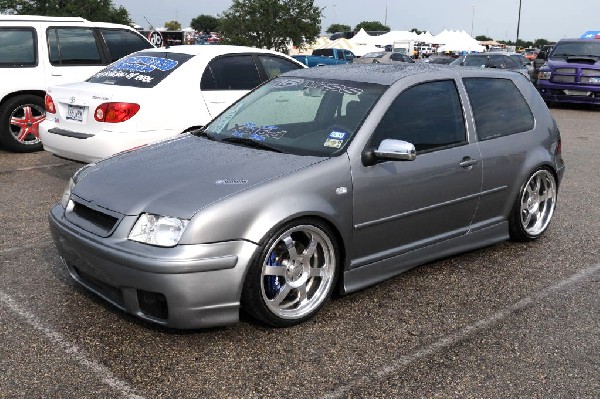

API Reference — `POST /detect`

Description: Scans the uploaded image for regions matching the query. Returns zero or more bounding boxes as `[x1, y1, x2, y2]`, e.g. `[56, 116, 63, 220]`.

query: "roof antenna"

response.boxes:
[143, 16, 154, 31]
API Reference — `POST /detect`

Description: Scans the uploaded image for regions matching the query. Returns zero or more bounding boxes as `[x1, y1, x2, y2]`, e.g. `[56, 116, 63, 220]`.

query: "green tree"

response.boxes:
[0, 0, 132, 25]
[164, 20, 181, 31]
[326, 23, 351, 34]
[354, 21, 390, 32]
[533, 38, 551, 48]
[219, 0, 322, 53]
[409, 28, 423, 35]
[475, 35, 493, 41]
[191, 14, 220, 33]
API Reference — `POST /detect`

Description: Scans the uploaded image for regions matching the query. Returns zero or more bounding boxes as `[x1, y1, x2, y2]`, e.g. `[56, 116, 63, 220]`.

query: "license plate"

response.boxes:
[66, 105, 84, 122]
[564, 90, 591, 96]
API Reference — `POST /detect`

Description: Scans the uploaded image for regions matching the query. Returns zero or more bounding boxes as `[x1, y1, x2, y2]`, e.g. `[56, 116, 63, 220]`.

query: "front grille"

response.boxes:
[581, 69, 600, 77]
[552, 75, 576, 83]
[66, 200, 120, 237]
[580, 76, 600, 84]
[72, 264, 124, 306]
[555, 68, 577, 74]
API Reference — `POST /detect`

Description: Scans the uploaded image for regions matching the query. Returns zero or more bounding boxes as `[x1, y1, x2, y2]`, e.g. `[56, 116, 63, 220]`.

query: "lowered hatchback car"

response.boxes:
[49, 64, 564, 329]
[39, 45, 304, 163]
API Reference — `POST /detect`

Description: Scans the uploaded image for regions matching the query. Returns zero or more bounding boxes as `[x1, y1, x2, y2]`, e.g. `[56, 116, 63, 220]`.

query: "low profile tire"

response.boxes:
[242, 219, 339, 327]
[509, 168, 557, 241]
[0, 94, 45, 152]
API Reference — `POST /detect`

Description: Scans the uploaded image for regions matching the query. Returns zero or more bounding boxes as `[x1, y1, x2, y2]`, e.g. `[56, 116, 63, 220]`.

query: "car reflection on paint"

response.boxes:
[49, 64, 564, 329]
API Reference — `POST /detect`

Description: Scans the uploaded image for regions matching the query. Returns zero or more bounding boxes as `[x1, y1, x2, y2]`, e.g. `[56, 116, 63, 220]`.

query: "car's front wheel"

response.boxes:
[0, 94, 45, 152]
[509, 168, 557, 241]
[242, 220, 339, 327]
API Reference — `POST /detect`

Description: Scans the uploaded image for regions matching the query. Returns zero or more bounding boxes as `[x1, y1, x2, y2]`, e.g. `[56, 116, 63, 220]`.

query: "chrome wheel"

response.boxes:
[519, 169, 556, 237]
[9, 103, 45, 146]
[260, 224, 336, 320]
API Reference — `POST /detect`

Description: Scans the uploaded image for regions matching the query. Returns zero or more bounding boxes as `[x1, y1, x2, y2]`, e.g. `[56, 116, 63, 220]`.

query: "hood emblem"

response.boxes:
[69, 96, 76, 104]
[216, 179, 248, 185]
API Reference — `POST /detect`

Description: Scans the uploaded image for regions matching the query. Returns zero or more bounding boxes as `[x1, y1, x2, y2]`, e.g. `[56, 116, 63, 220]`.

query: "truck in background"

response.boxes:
[392, 40, 415, 58]
[292, 48, 355, 67]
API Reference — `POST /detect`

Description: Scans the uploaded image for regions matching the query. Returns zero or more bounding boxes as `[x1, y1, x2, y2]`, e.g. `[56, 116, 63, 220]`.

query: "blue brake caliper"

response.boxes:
[265, 252, 284, 298]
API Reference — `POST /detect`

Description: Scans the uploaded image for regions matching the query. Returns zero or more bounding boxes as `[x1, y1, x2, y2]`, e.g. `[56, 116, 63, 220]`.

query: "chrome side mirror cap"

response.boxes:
[362, 139, 416, 166]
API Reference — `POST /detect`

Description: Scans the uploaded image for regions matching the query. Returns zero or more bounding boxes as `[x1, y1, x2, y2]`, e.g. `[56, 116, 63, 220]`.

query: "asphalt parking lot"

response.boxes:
[0, 105, 598, 398]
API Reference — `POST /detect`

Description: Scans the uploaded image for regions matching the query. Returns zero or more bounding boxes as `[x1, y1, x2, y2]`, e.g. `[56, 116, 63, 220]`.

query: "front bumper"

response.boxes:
[49, 204, 259, 329]
[537, 81, 600, 104]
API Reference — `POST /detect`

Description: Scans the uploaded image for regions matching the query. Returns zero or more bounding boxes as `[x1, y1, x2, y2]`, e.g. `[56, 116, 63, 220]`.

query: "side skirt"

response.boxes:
[342, 221, 509, 294]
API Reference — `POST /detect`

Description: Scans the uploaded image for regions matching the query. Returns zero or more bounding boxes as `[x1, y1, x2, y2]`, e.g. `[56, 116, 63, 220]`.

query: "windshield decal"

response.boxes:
[231, 123, 287, 140]
[324, 138, 344, 148]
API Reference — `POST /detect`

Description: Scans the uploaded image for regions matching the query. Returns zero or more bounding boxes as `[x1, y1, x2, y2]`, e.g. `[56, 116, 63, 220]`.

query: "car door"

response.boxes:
[350, 79, 482, 266]
[200, 54, 262, 118]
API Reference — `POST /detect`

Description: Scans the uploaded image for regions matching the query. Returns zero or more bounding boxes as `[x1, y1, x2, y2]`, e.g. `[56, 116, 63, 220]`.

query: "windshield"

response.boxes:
[551, 41, 600, 58]
[363, 52, 386, 58]
[204, 77, 386, 157]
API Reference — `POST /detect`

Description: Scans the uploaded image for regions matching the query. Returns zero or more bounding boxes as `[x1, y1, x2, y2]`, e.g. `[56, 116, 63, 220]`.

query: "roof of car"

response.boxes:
[138, 45, 291, 58]
[284, 63, 460, 85]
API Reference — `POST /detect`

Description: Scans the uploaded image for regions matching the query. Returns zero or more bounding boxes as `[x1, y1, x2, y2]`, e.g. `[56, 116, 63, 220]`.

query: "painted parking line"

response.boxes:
[0, 290, 145, 399]
[323, 263, 600, 399]
[0, 162, 73, 174]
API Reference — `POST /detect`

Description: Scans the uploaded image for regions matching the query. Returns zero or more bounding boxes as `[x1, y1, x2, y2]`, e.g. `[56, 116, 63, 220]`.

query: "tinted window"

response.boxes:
[87, 51, 193, 88]
[463, 78, 534, 140]
[312, 49, 333, 57]
[48, 27, 102, 65]
[0, 28, 36, 66]
[371, 80, 466, 152]
[256, 55, 302, 79]
[489, 55, 519, 69]
[100, 29, 152, 63]
[201, 55, 261, 90]
[390, 53, 408, 62]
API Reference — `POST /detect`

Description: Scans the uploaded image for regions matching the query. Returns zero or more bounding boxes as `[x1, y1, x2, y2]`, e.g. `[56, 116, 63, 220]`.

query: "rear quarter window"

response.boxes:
[48, 27, 102, 65]
[463, 77, 534, 140]
[87, 51, 193, 88]
[0, 28, 36, 67]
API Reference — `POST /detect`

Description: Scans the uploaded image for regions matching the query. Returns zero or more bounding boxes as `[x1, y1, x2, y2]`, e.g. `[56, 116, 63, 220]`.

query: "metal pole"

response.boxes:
[516, 0, 522, 46]
[471, 5, 475, 37]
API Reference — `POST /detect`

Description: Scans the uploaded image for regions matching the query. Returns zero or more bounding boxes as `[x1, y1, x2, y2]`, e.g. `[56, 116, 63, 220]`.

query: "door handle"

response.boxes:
[459, 157, 478, 169]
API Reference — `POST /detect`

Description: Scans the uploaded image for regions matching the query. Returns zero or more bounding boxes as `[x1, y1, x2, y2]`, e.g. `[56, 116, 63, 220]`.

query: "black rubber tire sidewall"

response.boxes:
[241, 218, 339, 328]
[0, 94, 45, 152]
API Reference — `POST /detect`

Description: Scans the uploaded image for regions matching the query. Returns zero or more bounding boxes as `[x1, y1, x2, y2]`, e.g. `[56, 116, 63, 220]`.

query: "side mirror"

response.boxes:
[362, 139, 416, 166]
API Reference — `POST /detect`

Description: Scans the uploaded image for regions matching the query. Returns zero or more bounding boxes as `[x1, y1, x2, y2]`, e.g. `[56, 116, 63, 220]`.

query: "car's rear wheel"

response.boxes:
[0, 94, 45, 152]
[509, 168, 557, 241]
[242, 220, 338, 327]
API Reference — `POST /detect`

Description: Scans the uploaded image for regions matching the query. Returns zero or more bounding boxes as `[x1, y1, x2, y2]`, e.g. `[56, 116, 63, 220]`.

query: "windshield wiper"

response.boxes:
[220, 136, 283, 153]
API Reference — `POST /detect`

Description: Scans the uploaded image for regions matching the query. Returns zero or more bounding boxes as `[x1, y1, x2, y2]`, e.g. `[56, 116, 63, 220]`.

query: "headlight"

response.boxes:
[60, 178, 74, 208]
[128, 213, 189, 247]
[61, 163, 96, 208]
[538, 71, 552, 80]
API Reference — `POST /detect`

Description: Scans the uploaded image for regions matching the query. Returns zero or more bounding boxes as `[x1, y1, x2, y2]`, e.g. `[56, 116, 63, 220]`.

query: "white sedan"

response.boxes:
[40, 45, 305, 163]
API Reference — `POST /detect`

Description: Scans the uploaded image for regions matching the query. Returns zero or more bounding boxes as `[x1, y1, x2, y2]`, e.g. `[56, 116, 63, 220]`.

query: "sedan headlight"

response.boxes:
[128, 213, 189, 247]
[538, 71, 552, 80]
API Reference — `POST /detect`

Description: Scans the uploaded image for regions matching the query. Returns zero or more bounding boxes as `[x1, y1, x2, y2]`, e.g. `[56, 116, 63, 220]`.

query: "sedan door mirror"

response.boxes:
[362, 139, 416, 166]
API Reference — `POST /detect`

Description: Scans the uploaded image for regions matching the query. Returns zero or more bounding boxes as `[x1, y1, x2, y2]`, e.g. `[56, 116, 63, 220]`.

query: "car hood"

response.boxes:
[72, 135, 325, 219]
[546, 58, 600, 68]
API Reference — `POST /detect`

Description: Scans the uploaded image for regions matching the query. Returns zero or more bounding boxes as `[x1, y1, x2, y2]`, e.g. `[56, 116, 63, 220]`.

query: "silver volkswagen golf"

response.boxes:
[49, 64, 565, 329]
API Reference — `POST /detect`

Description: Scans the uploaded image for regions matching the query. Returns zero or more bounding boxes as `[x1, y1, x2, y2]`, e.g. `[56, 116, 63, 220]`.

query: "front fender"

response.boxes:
[180, 156, 354, 248]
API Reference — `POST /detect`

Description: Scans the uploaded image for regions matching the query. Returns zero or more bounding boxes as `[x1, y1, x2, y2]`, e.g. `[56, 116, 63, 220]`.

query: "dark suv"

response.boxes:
[536, 38, 600, 104]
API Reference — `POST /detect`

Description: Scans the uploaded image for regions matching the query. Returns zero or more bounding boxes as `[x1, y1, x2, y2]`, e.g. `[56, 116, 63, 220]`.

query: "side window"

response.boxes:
[463, 78, 534, 140]
[390, 53, 403, 61]
[0, 28, 36, 66]
[371, 80, 466, 152]
[100, 29, 152, 63]
[201, 55, 261, 90]
[256, 55, 302, 80]
[48, 27, 102, 65]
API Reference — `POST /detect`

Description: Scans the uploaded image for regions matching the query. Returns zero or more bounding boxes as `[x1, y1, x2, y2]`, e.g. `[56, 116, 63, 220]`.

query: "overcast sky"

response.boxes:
[113, 0, 600, 42]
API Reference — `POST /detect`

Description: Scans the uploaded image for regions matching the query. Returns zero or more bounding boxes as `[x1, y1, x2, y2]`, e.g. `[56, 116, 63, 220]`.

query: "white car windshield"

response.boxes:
[204, 77, 386, 156]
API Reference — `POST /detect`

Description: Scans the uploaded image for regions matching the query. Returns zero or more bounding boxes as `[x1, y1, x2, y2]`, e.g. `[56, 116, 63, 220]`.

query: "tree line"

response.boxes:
[0, 0, 554, 52]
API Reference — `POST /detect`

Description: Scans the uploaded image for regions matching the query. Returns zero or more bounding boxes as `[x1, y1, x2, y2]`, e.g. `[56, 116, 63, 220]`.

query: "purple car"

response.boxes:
[536, 38, 600, 104]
